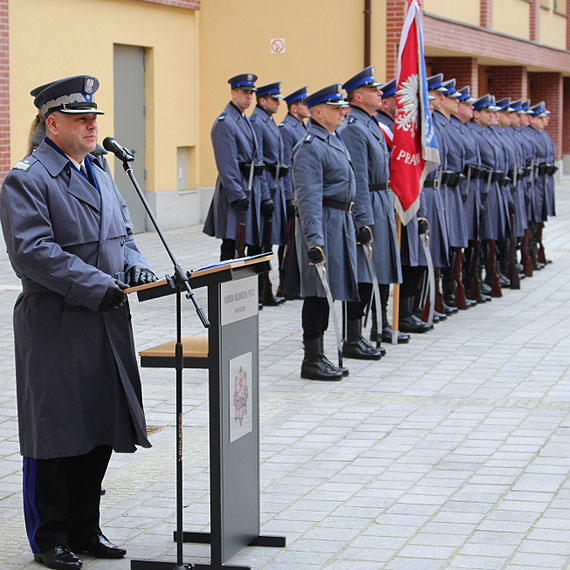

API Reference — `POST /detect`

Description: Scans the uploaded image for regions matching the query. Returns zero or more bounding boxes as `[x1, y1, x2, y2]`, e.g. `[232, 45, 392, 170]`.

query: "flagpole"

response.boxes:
[391, 213, 402, 345]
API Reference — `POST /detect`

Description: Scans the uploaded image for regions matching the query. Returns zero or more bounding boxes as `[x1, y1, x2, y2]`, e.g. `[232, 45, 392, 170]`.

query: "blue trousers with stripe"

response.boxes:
[23, 445, 112, 553]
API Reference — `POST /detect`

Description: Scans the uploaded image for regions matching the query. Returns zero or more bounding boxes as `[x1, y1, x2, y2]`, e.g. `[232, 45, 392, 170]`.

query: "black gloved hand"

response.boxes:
[261, 199, 275, 215]
[508, 200, 516, 216]
[479, 203, 486, 218]
[286, 199, 296, 220]
[356, 226, 372, 244]
[100, 278, 127, 310]
[125, 265, 158, 287]
[307, 245, 325, 264]
[418, 217, 429, 236]
[461, 192, 468, 204]
[234, 196, 250, 211]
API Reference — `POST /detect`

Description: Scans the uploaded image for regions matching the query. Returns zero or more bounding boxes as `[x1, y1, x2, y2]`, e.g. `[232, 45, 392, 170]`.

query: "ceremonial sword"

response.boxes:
[362, 242, 382, 348]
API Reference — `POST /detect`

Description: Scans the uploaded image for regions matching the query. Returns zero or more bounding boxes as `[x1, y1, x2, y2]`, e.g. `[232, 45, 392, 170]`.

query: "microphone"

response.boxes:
[102, 137, 135, 162]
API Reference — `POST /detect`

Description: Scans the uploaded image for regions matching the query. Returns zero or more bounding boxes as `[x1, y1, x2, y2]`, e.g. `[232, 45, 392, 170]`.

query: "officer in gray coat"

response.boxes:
[338, 67, 402, 359]
[277, 86, 310, 299]
[203, 73, 269, 260]
[292, 84, 358, 381]
[0, 75, 157, 570]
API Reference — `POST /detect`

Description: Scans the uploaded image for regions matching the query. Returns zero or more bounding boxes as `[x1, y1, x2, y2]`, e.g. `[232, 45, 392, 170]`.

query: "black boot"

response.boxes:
[399, 296, 432, 333]
[320, 335, 349, 376]
[342, 319, 383, 360]
[379, 306, 409, 344]
[301, 338, 343, 381]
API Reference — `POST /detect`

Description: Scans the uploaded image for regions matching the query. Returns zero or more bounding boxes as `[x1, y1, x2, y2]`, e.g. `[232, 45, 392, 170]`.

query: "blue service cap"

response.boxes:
[488, 95, 501, 112]
[284, 86, 308, 105]
[529, 102, 545, 116]
[457, 86, 475, 104]
[473, 94, 493, 111]
[495, 97, 514, 112]
[520, 99, 532, 114]
[256, 81, 283, 99]
[442, 79, 461, 98]
[342, 66, 381, 94]
[305, 83, 348, 108]
[32, 75, 104, 117]
[228, 73, 258, 91]
[427, 73, 447, 92]
[380, 78, 396, 99]
[510, 99, 523, 113]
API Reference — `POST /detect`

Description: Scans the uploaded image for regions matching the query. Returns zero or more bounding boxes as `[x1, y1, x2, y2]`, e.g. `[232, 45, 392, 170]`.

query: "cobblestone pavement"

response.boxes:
[1, 179, 570, 570]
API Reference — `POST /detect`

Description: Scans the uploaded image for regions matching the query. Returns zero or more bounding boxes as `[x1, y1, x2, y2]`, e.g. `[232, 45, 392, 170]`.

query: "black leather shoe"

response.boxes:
[34, 546, 82, 569]
[301, 356, 343, 381]
[434, 310, 447, 321]
[443, 303, 458, 316]
[480, 282, 492, 295]
[342, 337, 383, 360]
[321, 354, 349, 377]
[465, 298, 477, 308]
[70, 534, 126, 559]
[380, 325, 410, 344]
[399, 314, 432, 333]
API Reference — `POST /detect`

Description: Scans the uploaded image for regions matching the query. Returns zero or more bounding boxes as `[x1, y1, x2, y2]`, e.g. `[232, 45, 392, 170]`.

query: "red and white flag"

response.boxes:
[390, 0, 439, 225]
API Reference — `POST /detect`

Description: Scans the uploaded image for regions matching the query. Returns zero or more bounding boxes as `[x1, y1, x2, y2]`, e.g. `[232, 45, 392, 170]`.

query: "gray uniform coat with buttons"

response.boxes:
[250, 106, 288, 246]
[337, 106, 402, 285]
[203, 102, 268, 246]
[292, 120, 358, 302]
[0, 140, 151, 460]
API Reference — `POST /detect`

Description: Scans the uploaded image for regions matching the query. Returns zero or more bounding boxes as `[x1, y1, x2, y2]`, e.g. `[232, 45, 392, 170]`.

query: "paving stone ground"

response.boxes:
[1, 178, 570, 569]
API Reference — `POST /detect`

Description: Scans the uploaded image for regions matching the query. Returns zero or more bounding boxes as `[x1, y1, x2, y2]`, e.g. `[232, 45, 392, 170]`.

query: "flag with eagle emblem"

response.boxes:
[390, 0, 439, 225]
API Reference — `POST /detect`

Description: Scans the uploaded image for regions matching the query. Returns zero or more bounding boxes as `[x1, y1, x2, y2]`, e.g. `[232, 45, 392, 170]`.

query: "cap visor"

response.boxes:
[326, 100, 349, 107]
[59, 108, 105, 115]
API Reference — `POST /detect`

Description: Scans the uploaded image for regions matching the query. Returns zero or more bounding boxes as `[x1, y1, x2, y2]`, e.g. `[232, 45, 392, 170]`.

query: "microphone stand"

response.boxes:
[119, 156, 208, 570]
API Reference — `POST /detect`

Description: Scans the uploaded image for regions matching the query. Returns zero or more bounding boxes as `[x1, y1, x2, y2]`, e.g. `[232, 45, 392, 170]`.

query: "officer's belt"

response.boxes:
[265, 163, 290, 177]
[323, 197, 354, 212]
[239, 162, 265, 176]
[369, 181, 390, 192]
[21, 280, 53, 294]
[423, 179, 440, 189]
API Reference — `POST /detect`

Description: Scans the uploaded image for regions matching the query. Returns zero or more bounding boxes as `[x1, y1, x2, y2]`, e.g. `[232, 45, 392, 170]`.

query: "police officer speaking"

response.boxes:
[0, 75, 157, 570]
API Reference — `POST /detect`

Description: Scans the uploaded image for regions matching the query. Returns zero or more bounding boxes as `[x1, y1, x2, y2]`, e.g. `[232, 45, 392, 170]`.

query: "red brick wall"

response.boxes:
[530, 0, 540, 42]
[563, 77, 570, 155]
[487, 66, 528, 100]
[386, 0, 406, 79]
[0, 0, 9, 183]
[135, 0, 199, 8]
[529, 72, 563, 160]
[480, 0, 493, 29]
[428, 57, 479, 98]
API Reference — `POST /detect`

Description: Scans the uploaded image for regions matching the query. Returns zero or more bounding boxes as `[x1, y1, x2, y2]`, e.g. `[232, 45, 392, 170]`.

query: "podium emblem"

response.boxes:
[229, 352, 253, 442]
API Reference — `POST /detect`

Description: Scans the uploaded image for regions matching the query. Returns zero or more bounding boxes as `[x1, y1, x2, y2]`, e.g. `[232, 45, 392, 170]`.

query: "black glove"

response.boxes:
[418, 217, 429, 235]
[461, 192, 468, 204]
[261, 199, 275, 215]
[286, 199, 295, 220]
[125, 265, 158, 287]
[100, 278, 127, 310]
[479, 203, 486, 218]
[234, 196, 250, 211]
[307, 245, 325, 264]
[508, 200, 516, 216]
[356, 226, 372, 244]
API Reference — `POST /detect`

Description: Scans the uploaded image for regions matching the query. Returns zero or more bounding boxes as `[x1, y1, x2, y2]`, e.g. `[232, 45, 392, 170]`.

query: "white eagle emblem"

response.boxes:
[84, 77, 95, 94]
[395, 74, 419, 138]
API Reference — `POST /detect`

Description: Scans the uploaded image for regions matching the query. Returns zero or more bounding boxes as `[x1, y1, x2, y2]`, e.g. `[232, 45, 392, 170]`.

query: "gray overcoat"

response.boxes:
[203, 102, 269, 246]
[0, 140, 151, 460]
[292, 120, 358, 302]
[338, 106, 402, 285]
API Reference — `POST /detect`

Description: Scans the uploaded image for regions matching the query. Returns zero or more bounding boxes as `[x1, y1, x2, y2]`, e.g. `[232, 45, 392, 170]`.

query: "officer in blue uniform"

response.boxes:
[423, 74, 453, 317]
[203, 73, 269, 260]
[452, 86, 490, 303]
[338, 66, 403, 358]
[249, 82, 287, 305]
[0, 75, 157, 570]
[292, 84, 358, 381]
[377, 79, 427, 335]
[277, 86, 310, 299]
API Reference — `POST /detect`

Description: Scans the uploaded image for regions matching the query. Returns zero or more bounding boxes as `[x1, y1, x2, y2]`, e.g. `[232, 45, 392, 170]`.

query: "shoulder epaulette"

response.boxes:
[12, 157, 36, 172]
[217, 113, 227, 122]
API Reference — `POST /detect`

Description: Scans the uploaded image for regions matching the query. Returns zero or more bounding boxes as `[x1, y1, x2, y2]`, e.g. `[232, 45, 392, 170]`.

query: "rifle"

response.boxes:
[508, 169, 520, 289]
[235, 158, 256, 258]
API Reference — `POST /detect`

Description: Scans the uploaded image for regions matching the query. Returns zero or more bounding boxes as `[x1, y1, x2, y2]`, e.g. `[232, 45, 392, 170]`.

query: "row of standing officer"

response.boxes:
[204, 68, 407, 381]
[416, 73, 556, 319]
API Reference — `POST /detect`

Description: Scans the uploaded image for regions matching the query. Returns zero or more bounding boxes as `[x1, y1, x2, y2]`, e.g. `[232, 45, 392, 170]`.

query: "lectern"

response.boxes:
[128, 254, 285, 570]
